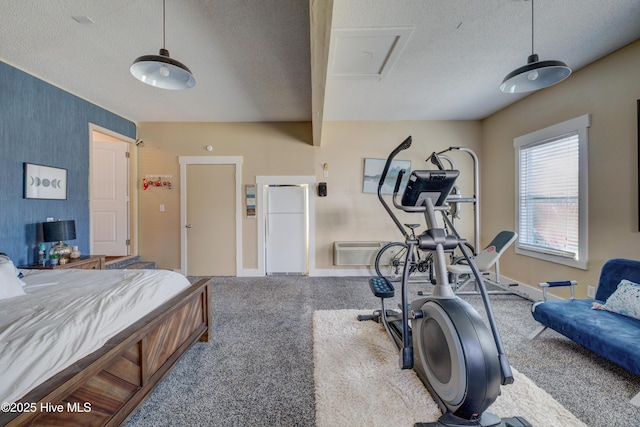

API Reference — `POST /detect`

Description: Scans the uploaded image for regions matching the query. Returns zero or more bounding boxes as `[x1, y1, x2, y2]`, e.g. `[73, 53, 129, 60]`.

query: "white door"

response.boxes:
[265, 185, 307, 274]
[91, 140, 129, 255]
[186, 164, 236, 276]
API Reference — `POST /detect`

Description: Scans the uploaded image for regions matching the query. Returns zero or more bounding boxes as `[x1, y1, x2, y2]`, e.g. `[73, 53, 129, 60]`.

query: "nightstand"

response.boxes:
[20, 255, 106, 270]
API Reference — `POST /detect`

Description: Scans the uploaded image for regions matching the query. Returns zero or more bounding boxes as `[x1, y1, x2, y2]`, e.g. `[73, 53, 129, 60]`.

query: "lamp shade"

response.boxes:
[500, 54, 571, 94]
[130, 48, 196, 90]
[43, 220, 76, 243]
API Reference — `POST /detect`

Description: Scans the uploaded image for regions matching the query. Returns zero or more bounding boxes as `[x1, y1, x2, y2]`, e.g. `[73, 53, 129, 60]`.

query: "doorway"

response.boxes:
[185, 164, 235, 276]
[89, 126, 135, 256]
[179, 156, 243, 276]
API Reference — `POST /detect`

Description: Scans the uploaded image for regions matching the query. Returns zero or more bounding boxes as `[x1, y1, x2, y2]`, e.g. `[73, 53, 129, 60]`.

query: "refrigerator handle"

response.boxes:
[265, 189, 270, 237]
[266, 214, 270, 237]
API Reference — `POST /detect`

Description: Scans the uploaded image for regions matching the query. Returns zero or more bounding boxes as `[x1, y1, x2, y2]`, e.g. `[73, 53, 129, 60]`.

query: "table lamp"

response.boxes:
[43, 220, 76, 265]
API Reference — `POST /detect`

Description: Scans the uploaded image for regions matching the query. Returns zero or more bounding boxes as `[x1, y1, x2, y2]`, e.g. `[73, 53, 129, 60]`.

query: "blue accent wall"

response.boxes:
[0, 61, 136, 265]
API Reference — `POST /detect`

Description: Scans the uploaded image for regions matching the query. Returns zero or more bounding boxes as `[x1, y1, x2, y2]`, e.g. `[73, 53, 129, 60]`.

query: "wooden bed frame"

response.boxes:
[0, 277, 212, 427]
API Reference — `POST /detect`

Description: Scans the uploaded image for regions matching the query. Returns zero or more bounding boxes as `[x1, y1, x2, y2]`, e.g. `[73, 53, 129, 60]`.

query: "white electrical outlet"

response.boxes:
[587, 286, 596, 298]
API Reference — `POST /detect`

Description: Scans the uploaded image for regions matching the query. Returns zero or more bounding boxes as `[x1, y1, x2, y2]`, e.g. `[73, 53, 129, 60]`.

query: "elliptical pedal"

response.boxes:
[368, 277, 395, 299]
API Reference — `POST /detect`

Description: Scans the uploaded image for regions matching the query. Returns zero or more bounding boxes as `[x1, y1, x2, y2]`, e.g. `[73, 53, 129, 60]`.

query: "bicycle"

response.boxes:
[375, 221, 475, 283]
[374, 223, 433, 282]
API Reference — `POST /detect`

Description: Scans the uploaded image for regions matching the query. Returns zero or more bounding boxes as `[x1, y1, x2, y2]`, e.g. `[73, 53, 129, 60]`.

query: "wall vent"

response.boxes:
[333, 241, 383, 266]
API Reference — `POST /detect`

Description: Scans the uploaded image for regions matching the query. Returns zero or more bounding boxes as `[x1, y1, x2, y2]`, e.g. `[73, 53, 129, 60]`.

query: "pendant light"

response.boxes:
[130, 0, 195, 90]
[500, 0, 571, 93]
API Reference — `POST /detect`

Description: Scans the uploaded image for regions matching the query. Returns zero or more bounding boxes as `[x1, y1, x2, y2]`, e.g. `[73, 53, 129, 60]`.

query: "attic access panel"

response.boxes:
[329, 27, 414, 80]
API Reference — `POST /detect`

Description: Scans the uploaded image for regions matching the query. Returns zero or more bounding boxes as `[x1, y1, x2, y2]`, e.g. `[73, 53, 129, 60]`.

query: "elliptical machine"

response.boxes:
[359, 137, 530, 427]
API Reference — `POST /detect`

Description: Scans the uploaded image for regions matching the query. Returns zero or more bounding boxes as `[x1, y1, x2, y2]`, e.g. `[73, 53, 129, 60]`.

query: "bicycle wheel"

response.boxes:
[375, 242, 411, 282]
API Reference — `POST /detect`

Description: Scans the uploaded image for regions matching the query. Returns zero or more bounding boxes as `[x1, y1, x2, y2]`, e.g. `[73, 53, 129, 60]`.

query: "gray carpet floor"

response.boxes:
[124, 276, 640, 427]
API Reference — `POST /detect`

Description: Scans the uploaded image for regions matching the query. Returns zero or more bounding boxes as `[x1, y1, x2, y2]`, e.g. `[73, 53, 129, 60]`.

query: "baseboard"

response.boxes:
[486, 273, 562, 301]
[237, 268, 263, 277]
[310, 267, 376, 277]
[236, 268, 370, 277]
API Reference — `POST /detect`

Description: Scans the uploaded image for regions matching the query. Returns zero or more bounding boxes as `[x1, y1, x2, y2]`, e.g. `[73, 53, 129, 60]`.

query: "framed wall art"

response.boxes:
[363, 158, 411, 194]
[246, 184, 256, 218]
[23, 163, 68, 200]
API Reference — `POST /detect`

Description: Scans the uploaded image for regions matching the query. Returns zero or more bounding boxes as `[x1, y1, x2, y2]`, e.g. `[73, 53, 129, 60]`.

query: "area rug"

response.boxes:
[313, 309, 587, 427]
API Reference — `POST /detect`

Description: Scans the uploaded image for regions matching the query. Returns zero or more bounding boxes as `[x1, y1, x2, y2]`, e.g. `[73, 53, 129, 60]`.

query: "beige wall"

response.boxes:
[314, 121, 481, 270]
[481, 40, 640, 298]
[137, 40, 640, 286]
[136, 122, 314, 270]
[136, 121, 482, 272]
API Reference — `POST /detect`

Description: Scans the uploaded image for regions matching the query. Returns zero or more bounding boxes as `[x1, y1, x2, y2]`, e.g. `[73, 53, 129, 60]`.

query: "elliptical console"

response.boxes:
[402, 170, 458, 208]
[360, 136, 530, 427]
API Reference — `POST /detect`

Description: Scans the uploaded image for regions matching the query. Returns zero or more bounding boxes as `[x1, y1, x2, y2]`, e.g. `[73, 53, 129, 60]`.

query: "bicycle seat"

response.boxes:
[404, 223, 421, 233]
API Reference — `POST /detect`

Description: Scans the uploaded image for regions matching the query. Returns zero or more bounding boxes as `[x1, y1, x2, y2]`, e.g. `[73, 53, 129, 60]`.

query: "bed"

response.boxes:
[0, 255, 211, 426]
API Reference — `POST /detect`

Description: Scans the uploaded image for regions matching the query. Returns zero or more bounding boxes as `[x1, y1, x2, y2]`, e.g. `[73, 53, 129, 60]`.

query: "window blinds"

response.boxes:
[518, 132, 579, 259]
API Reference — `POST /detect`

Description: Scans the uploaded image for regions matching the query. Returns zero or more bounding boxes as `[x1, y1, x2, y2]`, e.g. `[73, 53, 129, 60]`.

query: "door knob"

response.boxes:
[185, 224, 192, 228]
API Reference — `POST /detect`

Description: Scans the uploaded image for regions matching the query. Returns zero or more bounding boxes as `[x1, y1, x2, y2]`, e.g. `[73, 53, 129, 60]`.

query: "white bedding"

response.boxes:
[0, 268, 191, 403]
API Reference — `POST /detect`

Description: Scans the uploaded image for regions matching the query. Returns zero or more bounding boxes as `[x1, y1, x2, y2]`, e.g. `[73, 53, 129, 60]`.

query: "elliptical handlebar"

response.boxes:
[393, 168, 406, 195]
[377, 136, 412, 239]
[379, 136, 412, 186]
[392, 169, 429, 212]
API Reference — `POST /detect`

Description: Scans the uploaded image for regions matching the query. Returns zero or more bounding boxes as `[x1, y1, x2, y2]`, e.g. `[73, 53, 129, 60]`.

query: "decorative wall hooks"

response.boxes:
[143, 175, 172, 190]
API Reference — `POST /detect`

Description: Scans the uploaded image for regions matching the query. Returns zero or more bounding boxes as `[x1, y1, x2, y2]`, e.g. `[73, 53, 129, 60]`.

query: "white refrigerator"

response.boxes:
[265, 185, 307, 275]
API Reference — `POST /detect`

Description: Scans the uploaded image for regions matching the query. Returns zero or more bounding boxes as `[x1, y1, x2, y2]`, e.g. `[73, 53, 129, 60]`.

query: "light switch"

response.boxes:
[159, 204, 165, 212]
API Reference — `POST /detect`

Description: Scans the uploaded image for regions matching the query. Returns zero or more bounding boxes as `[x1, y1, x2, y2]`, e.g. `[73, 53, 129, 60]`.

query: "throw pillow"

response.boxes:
[0, 254, 27, 300]
[0, 253, 23, 279]
[591, 279, 640, 320]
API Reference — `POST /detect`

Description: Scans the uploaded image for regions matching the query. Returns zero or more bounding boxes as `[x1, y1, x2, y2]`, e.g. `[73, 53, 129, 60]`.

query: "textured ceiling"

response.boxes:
[1, 0, 639, 126]
[0, 0, 312, 122]
[325, 0, 640, 121]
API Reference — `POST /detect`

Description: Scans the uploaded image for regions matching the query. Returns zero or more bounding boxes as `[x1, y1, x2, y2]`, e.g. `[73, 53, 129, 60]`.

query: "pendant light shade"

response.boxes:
[130, 0, 195, 90]
[500, 54, 571, 93]
[130, 48, 195, 90]
[500, 0, 571, 93]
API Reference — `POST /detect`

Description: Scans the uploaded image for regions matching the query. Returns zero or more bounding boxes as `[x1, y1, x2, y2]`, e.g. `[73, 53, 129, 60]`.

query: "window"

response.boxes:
[514, 114, 590, 269]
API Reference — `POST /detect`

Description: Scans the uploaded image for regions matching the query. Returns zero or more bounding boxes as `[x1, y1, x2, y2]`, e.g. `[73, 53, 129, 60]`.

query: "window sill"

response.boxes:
[515, 247, 587, 270]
